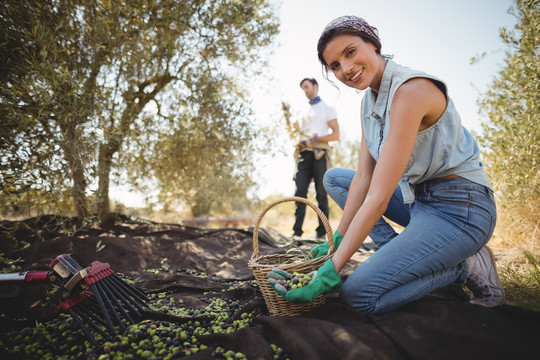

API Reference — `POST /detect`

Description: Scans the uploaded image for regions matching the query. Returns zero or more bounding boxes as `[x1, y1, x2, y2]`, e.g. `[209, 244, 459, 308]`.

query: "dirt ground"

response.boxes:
[1, 215, 539, 359]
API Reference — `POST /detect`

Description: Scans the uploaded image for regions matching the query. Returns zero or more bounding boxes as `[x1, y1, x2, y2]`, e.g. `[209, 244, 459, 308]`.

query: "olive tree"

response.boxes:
[476, 0, 539, 240]
[0, 0, 279, 221]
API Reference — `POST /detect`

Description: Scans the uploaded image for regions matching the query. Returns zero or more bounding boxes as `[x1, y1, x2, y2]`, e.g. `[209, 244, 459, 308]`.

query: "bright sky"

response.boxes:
[114, 0, 516, 208]
[250, 0, 516, 200]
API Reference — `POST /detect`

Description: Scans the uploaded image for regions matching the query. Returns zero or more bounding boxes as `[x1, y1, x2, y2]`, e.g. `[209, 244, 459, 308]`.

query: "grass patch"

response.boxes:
[499, 249, 540, 312]
[488, 198, 540, 311]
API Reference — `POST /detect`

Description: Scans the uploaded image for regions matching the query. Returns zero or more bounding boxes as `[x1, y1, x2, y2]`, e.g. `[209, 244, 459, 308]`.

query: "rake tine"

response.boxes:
[85, 287, 128, 324]
[101, 277, 140, 320]
[71, 304, 108, 338]
[58, 291, 103, 349]
[97, 278, 133, 326]
[108, 275, 149, 309]
[54, 256, 152, 349]
[96, 281, 128, 330]
[75, 301, 108, 329]
[104, 276, 146, 311]
[83, 296, 106, 315]
[85, 260, 149, 315]
[93, 281, 124, 330]
[95, 281, 127, 330]
[83, 296, 115, 326]
[89, 283, 117, 335]
[67, 308, 101, 349]
[85, 261, 149, 305]
[111, 273, 149, 302]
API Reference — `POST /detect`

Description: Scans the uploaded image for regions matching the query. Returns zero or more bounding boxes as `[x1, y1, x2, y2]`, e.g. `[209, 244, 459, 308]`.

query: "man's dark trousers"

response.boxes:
[293, 150, 329, 237]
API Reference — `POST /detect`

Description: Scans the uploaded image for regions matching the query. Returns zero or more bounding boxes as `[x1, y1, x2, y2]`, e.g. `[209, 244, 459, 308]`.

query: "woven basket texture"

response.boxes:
[248, 197, 334, 316]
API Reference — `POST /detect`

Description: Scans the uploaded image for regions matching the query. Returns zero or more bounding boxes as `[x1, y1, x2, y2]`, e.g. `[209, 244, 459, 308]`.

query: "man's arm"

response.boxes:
[312, 118, 340, 143]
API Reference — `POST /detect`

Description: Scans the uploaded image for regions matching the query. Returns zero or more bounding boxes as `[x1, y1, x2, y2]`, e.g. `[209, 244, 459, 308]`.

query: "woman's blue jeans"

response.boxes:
[323, 167, 497, 314]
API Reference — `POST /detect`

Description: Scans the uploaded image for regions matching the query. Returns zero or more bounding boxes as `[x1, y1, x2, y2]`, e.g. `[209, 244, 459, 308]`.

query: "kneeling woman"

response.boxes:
[269, 15, 503, 315]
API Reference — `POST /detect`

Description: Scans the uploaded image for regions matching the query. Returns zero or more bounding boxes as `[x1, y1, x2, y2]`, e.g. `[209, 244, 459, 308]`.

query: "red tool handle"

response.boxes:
[25, 271, 53, 282]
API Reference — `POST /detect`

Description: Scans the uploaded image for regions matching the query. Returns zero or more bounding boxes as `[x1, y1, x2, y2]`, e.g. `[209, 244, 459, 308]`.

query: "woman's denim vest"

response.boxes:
[362, 59, 492, 204]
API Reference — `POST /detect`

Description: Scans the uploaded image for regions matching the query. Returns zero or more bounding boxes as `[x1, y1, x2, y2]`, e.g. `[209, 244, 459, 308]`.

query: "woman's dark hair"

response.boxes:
[317, 27, 382, 69]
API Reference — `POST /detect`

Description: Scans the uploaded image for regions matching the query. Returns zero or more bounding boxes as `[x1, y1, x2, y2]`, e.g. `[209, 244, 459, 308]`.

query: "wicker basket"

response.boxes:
[248, 197, 335, 316]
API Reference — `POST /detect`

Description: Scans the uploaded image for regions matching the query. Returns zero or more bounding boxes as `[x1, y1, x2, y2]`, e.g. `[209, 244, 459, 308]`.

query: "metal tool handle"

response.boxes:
[0, 272, 28, 281]
[0, 271, 55, 282]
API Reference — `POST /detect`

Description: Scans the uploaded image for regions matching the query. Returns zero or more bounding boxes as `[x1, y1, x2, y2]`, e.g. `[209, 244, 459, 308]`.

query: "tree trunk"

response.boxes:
[71, 162, 88, 218]
[97, 143, 114, 223]
[96, 73, 175, 223]
[190, 190, 212, 218]
[60, 122, 88, 218]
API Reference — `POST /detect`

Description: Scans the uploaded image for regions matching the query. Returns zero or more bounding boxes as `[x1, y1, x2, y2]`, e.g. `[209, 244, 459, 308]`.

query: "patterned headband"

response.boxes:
[320, 15, 381, 51]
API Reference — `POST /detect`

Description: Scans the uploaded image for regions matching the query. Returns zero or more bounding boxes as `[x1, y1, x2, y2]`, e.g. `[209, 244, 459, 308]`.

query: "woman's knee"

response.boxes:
[322, 167, 338, 190]
[339, 279, 378, 314]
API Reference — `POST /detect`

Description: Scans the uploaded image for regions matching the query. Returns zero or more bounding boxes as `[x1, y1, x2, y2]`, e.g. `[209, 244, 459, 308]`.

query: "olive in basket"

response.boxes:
[266, 269, 316, 295]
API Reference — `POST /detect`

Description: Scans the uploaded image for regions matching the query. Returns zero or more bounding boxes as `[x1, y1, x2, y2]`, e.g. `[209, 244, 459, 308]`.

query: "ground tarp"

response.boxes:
[1, 216, 539, 359]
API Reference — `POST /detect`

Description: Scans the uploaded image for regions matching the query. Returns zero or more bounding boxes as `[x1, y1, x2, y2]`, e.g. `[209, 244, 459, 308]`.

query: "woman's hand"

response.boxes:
[267, 259, 342, 304]
[309, 231, 342, 259]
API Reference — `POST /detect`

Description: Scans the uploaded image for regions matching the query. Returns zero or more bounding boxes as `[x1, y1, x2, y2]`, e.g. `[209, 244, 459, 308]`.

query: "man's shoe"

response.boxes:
[359, 239, 378, 254]
[465, 246, 504, 307]
[290, 232, 302, 241]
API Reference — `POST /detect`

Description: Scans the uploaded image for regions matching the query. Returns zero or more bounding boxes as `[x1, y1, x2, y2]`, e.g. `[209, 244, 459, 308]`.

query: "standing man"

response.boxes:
[292, 78, 340, 239]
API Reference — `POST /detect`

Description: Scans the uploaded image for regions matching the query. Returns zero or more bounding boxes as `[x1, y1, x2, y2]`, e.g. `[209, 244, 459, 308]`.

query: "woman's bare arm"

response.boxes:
[331, 78, 446, 272]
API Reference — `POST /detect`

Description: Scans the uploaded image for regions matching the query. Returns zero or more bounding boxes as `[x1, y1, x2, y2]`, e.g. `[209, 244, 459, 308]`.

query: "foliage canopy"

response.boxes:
[476, 0, 539, 244]
[0, 0, 279, 220]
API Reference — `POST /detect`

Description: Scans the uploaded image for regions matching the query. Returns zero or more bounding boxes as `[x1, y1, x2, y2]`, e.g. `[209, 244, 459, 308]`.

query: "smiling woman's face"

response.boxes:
[322, 34, 382, 92]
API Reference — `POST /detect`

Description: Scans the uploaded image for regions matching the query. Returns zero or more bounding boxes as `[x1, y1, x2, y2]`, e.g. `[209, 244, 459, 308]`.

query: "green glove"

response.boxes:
[266, 269, 316, 297]
[267, 259, 341, 304]
[310, 231, 342, 258]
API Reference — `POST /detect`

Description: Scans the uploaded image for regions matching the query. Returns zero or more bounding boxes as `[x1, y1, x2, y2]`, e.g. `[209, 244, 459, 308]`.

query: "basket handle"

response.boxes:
[251, 196, 334, 259]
